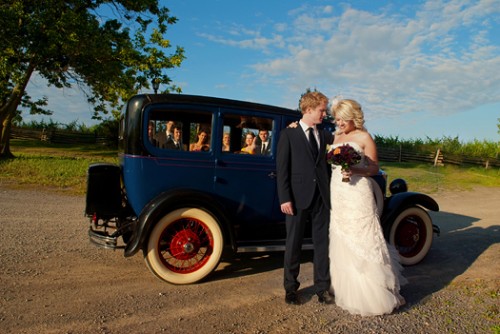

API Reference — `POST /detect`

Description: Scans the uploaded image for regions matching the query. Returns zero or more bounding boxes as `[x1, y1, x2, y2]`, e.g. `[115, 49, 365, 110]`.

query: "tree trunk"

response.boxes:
[0, 112, 15, 159]
[0, 106, 17, 159]
[0, 64, 35, 159]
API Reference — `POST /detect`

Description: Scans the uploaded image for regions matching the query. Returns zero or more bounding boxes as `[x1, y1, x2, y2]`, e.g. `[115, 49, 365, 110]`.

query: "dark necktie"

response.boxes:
[308, 127, 319, 158]
[261, 143, 266, 154]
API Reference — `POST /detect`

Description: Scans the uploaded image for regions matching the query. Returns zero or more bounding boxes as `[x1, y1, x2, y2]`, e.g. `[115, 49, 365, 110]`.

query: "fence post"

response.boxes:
[434, 148, 441, 166]
[399, 144, 402, 162]
[41, 128, 47, 141]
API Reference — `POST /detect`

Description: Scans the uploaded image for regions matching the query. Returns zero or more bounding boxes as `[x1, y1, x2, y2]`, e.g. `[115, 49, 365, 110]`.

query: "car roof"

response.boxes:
[136, 93, 302, 117]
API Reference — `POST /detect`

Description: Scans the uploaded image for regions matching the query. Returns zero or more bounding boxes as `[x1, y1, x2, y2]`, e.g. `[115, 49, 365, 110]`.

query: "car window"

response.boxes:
[146, 108, 213, 152]
[221, 113, 274, 156]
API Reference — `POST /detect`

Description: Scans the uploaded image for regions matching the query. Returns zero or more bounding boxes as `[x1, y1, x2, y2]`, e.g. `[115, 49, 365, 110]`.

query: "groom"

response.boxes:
[277, 90, 334, 305]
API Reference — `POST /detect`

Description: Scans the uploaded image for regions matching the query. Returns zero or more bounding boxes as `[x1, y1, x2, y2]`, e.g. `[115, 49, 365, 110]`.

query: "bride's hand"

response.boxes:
[342, 169, 353, 178]
[287, 121, 299, 128]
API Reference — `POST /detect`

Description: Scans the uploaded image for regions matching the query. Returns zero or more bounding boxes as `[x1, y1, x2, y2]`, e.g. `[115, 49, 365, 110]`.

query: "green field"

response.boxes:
[1, 139, 499, 195]
[0, 140, 118, 194]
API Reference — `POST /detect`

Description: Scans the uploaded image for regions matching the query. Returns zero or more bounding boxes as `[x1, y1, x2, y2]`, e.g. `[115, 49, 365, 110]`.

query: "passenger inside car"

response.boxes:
[240, 131, 256, 154]
[255, 129, 271, 156]
[155, 120, 175, 148]
[148, 121, 157, 146]
[222, 132, 231, 152]
[164, 124, 184, 150]
[190, 128, 210, 152]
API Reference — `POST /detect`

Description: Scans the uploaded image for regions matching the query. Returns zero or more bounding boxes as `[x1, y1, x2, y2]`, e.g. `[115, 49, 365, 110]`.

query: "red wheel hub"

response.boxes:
[169, 229, 201, 260]
[396, 215, 427, 257]
[158, 218, 214, 274]
[397, 221, 419, 247]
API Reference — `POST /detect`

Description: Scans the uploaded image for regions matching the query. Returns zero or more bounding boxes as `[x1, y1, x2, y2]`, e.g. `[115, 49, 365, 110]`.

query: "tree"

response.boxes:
[0, 0, 185, 158]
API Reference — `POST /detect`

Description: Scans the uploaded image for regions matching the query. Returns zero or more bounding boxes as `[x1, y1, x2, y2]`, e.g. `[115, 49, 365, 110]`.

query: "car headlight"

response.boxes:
[389, 178, 408, 195]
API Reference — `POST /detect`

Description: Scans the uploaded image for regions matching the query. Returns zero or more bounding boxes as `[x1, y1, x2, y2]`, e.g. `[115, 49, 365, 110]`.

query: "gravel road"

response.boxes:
[0, 186, 498, 334]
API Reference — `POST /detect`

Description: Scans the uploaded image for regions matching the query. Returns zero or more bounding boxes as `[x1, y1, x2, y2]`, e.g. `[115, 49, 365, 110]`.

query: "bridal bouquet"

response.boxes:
[326, 144, 361, 182]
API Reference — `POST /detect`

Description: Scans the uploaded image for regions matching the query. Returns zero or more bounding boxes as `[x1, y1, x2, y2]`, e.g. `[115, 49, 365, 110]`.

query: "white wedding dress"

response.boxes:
[329, 142, 407, 316]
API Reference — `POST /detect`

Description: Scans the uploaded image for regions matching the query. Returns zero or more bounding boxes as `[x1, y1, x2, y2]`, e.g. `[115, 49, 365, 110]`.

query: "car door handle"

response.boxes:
[268, 171, 277, 179]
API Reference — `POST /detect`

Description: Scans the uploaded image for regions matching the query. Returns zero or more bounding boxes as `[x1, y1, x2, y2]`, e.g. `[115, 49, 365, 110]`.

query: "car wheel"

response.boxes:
[145, 208, 224, 284]
[389, 206, 433, 266]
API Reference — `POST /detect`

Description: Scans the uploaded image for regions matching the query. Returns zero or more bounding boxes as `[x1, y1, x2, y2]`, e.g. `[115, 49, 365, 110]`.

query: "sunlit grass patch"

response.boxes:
[380, 163, 500, 193]
[0, 147, 118, 194]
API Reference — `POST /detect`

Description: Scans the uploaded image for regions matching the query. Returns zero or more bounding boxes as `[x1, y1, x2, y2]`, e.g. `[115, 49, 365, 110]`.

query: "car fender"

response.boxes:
[124, 189, 235, 257]
[381, 192, 439, 235]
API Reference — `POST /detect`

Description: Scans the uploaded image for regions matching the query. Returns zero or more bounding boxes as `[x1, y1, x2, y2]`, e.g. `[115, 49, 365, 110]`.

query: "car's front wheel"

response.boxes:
[145, 208, 224, 284]
[389, 206, 433, 265]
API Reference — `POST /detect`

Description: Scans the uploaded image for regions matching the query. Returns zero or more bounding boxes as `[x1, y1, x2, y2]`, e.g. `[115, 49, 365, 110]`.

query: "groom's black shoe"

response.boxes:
[285, 291, 300, 305]
[317, 291, 334, 304]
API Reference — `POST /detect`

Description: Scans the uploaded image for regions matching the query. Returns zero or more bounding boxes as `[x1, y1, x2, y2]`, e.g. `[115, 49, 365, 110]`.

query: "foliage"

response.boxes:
[15, 118, 92, 132]
[374, 135, 499, 159]
[0, 0, 185, 158]
[14, 117, 119, 139]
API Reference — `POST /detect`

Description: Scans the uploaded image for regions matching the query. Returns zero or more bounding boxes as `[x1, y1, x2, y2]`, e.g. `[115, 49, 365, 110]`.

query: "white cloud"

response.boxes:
[242, 0, 500, 120]
[197, 31, 285, 52]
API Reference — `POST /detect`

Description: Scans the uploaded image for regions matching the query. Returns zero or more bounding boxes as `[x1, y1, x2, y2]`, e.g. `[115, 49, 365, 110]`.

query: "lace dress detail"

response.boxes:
[329, 142, 407, 316]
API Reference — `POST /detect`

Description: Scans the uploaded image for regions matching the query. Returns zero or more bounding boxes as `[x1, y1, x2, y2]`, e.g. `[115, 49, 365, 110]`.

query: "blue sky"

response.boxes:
[25, 0, 500, 142]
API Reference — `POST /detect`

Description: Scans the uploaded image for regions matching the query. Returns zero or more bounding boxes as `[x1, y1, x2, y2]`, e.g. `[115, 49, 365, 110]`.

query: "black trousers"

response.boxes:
[283, 188, 330, 293]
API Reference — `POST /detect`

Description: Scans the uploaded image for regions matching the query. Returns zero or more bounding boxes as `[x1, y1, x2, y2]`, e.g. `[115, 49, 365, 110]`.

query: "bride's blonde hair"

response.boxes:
[331, 99, 366, 133]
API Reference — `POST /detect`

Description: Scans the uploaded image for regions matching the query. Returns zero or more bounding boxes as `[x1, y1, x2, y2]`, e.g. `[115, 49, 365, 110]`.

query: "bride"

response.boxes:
[329, 98, 406, 316]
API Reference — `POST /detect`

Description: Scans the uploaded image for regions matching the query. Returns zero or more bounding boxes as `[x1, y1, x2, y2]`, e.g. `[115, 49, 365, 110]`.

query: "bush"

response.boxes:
[374, 135, 499, 159]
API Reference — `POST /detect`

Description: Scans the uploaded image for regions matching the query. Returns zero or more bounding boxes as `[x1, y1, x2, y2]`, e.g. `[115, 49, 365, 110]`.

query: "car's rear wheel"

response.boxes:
[145, 208, 223, 284]
[389, 206, 433, 265]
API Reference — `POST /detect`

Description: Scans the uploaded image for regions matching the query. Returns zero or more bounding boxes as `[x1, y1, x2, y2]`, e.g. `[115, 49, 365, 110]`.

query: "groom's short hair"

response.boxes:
[299, 91, 328, 114]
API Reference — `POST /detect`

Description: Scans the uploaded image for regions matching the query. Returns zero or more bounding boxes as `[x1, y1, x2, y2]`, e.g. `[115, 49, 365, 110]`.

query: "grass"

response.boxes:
[380, 162, 500, 194]
[0, 140, 118, 194]
[1, 139, 499, 195]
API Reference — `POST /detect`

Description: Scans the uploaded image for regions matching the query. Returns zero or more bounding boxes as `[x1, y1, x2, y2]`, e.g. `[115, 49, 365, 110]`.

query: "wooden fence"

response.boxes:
[10, 127, 116, 147]
[10, 127, 499, 168]
[378, 146, 500, 168]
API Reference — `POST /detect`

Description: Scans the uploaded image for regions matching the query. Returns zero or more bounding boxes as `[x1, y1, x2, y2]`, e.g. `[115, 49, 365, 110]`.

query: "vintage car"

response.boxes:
[85, 94, 440, 284]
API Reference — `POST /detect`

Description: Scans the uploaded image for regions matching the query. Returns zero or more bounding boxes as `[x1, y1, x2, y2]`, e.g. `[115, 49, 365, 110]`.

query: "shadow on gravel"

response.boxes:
[208, 209, 499, 307]
[209, 252, 281, 282]
[402, 209, 499, 304]
[209, 250, 314, 282]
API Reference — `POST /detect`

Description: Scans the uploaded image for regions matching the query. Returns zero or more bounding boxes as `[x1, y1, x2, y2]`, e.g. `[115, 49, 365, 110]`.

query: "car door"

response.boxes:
[213, 109, 282, 241]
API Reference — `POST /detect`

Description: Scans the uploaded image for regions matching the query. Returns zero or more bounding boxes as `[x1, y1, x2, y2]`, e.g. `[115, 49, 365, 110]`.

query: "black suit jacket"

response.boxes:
[164, 138, 183, 150]
[277, 126, 332, 210]
[255, 140, 272, 155]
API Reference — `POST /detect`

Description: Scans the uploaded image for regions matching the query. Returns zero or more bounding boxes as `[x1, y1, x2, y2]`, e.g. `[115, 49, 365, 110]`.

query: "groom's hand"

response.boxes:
[281, 202, 295, 215]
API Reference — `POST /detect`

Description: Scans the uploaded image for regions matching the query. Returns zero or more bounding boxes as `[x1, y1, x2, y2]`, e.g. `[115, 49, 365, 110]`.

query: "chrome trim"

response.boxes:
[88, 229, 124, 249]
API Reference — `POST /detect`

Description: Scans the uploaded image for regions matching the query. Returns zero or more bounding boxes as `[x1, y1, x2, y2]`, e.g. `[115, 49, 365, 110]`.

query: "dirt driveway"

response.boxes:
[0, 186, 498, 334]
